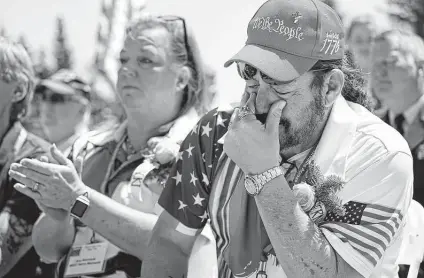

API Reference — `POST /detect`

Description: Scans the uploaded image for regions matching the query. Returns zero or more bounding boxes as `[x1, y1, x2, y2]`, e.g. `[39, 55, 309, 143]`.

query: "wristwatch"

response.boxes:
[70, 193, 90, 219]
[244, 166, 284, 196]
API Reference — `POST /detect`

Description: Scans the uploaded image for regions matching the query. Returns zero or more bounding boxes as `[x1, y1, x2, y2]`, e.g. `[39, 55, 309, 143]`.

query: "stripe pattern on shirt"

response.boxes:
[321, 201, 403, 268]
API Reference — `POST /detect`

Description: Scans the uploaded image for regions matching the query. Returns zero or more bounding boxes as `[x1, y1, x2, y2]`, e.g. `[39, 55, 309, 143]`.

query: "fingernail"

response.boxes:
[10, 164, 17, 170]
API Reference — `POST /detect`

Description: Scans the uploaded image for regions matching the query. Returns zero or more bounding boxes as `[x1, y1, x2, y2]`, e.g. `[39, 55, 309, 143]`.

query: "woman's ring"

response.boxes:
[32, 182, 40, 191]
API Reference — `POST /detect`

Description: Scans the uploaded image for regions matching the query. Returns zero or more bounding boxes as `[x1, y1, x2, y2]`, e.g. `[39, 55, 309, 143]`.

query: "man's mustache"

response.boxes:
[255, 113, 289, 129]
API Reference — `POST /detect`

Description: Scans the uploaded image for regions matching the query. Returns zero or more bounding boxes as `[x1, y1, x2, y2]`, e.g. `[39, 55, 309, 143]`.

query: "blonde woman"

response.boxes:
[10, 15, 217, 278]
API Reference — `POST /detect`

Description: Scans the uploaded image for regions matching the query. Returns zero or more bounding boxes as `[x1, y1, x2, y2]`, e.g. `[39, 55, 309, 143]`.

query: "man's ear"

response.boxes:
[175, 66, 191, 94]
[11, 83, 28, 103]
[321, 69, 344, 107]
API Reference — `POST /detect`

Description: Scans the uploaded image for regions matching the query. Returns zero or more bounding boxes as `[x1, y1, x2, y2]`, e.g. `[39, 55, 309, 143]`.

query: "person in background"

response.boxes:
[346, 14, 389, 114]
[371, 28, 424, 278]
[371, 30, 424, 207]
[21, 91, 47, 141]
[36, 69, 92, 155]
[346, 15, 379, 74]
[0, 36, 51, 278]
[9, 14, 217, 278]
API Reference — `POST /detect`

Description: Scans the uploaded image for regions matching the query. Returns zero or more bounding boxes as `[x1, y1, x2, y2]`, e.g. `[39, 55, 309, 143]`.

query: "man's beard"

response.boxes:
[256, 92, 326, 156]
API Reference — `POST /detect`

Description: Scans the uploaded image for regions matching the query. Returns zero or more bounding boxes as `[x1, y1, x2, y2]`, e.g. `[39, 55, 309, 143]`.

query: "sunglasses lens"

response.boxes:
[259, 71, 276, 85]
[244, 64, 257, 79]
[43, 94, 66, 103]
[237, 63, 257, 80]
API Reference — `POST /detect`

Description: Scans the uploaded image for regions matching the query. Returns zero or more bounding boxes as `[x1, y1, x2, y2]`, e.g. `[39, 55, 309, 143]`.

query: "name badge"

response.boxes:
[64, 242, 108, 277]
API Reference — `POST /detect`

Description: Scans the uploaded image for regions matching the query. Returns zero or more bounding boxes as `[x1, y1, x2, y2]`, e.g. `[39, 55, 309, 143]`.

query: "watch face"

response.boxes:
[71, 200, 88, 217]
[245, 177, 257, 195]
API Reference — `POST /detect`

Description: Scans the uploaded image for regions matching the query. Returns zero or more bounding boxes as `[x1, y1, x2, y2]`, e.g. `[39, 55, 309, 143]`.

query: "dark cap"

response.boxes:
[224, 0, 345, 81]
[38, 69, 91, 100]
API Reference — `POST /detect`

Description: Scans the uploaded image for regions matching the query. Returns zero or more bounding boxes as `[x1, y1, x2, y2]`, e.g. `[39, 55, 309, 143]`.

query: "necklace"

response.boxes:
[293, 143, 318, 185]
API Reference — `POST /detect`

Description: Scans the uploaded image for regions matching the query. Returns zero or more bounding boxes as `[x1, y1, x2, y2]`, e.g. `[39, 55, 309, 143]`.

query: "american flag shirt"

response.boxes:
[157, 96, 414, 278]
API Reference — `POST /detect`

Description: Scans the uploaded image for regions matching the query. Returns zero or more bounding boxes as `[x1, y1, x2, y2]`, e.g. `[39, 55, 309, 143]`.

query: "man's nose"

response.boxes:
[255, 84, 274, 114]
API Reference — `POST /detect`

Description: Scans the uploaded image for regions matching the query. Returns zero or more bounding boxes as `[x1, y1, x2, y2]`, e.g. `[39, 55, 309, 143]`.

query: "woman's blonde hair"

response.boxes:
[374, 29, 424, 67]
[126, 15, 210, 116]
[0, 36, 35, 122]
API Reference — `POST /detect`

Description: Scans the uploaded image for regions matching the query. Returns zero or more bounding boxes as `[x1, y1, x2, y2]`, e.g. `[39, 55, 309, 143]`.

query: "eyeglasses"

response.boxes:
[158, 15, 190, 62]
[237, 62, 331, 85]
[41, 93, 85, 104]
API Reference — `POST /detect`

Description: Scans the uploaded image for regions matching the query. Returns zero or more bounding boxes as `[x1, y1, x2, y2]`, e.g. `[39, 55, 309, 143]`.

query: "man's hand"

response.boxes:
[8, 144, 87, 211]
[223, 93, 286, 175]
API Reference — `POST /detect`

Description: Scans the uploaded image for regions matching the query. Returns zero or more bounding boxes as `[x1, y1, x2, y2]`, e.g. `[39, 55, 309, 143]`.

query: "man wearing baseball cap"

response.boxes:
[36, 69, 91, 154]
[146, 0, 412, 277]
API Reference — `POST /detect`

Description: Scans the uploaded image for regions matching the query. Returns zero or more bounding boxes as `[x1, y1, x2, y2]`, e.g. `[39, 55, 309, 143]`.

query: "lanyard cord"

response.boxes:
[99, 135, 127, 194]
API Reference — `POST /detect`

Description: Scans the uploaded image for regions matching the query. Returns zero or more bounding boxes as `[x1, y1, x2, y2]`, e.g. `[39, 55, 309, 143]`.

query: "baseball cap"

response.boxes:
[224, 0, 345, 81]
[38, 69, 91, 100]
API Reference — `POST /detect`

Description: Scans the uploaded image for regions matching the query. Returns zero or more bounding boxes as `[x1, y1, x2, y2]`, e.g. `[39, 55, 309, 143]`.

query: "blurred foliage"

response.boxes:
[388, 0, 424, 38]
[54, 16, 73, 70]
[34, 50, 54, 79]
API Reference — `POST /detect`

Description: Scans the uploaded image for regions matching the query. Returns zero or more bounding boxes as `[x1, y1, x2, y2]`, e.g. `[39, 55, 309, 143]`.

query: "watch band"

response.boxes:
[246, 166, 284, 196]
[70, 192, 90, 219]
[254, 166, 284, 185]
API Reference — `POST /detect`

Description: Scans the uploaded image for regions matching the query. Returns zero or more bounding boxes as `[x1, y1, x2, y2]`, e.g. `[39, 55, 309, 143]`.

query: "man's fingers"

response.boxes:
[74, 156, 84, 177]
[50, 144, 69, 166]
[228, 107, 240, 128]
[19, 159, 52, 175]
[245, 92, 256, 114]
[14, 183, 42, 200]
[266, 100, 286, 132]
[239, 90, 250, 107]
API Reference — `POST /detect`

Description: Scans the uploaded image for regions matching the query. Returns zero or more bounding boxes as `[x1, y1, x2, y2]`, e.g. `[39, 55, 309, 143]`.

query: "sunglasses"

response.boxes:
[237, 62, 331, 85]
[158, 15, 190, 61]
[41, 93, 84, 104]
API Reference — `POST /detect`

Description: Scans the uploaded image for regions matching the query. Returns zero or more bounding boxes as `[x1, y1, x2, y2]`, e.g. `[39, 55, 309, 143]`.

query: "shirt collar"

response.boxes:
[314, 95, 358, 179]
[57, 126, 90, 155]
[0, 122, 27, 156]
[402, 94, 424, 125]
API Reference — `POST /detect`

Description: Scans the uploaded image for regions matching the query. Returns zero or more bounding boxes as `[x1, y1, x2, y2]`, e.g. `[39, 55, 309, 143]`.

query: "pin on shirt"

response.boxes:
[291, 11, 302, 24]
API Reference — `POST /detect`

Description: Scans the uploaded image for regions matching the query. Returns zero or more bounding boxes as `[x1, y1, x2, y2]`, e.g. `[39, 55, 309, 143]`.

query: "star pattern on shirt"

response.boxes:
[217, 114, 227, 127]
[158, 109, 233, 229]
[178, 200, 188, 210]
[198, 211, 208, 222]
[191, 124, 199, 135]
[193, 193, 205, 206]
[185, 144, 194, 157]
[172, 171, 182, 185]
[202, 172, 209, 186]
[324, 201, 367, 225]
[190, 172, 198, 186]
[175, 151, 184, 162]
[202, 122, 212, 137]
